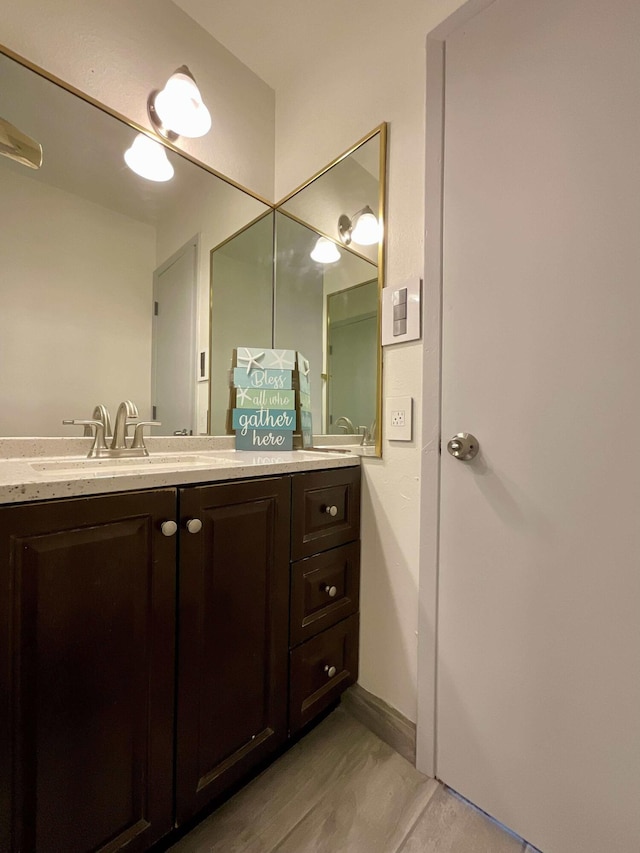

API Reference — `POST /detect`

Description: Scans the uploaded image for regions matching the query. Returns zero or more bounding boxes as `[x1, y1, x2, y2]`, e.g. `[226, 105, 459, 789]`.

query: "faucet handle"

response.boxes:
[131, 421, 161, 452]
[63, 419, 108, 452]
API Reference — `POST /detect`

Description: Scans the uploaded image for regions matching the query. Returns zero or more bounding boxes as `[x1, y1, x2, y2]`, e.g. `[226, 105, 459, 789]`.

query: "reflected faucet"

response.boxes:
[92, 404, 112, 439]
[334, 416, 355, 434]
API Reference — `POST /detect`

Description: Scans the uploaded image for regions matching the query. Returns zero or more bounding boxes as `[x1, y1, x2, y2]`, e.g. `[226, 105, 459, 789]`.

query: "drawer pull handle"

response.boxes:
[324, 585, 338, 598]
[324, 505, 338, 517]
[324, 664, 337, 678]
[161, 520, 177, 537]
[186, 518, 203, 534]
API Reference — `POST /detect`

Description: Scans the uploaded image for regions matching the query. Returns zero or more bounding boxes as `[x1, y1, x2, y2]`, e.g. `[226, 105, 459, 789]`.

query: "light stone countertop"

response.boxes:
[0, 436, 359, 506]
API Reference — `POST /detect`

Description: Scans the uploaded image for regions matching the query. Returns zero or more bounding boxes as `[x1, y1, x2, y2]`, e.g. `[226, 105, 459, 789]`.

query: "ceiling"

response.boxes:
[172, 0, 360, 91]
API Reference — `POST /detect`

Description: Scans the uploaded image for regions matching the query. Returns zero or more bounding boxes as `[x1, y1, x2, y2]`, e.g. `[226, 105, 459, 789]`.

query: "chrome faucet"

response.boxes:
[92, 404, 112, 439]
[111, 400, 138, 450]
[64, 400, 160, 458]
[334, 416, 355, 434]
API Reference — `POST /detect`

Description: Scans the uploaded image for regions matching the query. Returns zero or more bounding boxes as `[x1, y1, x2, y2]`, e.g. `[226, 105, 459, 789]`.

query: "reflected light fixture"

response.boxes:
[310, 236, 341, 264]
[338, 205, 380, 246]
[124, 133, 174, 182]
[148, 66, 212, 140]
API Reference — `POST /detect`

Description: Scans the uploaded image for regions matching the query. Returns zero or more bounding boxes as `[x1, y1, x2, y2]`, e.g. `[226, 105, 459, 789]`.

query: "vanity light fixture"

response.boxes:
[310, 236, 341, 264]
[338, 206, 380, 246]
[148, 66, 212, 140]
[124, 133, 174, 182]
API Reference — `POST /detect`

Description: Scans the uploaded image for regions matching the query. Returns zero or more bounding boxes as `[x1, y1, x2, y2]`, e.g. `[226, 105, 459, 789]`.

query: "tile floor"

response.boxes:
[169, 706, 539, 853]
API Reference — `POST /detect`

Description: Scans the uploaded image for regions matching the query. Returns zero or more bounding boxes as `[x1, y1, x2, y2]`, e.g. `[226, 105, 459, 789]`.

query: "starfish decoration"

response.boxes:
[237, 348, 265, 374]
[235, 387, 252, 405]
[271, 349, 295, 369]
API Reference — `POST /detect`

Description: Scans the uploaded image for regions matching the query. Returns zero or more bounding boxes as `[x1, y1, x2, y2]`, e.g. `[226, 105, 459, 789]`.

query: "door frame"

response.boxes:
[416, 0, 498, 778]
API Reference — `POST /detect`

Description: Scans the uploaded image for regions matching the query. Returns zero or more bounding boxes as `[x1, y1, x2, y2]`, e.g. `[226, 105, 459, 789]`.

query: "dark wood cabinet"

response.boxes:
[0, 489, 177, 853]
[0, 464, 360, 852]
[175, 477, 290, 824]
[288, 468, 361, 735]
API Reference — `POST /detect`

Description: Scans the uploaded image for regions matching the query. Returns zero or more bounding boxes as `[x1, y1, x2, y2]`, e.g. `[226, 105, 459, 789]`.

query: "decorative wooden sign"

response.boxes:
[230, 347, 312, 451]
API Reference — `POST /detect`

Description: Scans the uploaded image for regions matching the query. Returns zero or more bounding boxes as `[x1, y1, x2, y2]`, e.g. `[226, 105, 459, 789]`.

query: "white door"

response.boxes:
[152, 239, 197, 435]
[437, 2, 640, 852]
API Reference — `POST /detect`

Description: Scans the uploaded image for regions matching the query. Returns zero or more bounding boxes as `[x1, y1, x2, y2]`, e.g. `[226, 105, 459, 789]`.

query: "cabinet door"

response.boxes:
[176, 477, 290, 824]
[0, 489, 177, 853]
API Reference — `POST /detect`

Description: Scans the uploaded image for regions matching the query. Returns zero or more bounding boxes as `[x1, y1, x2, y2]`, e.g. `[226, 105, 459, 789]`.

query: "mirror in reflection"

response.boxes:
[209, 127, 385, 455]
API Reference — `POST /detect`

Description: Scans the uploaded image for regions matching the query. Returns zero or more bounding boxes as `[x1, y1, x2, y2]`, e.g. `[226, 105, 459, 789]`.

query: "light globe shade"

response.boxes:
[351, 207, 380, 245]
[124, 133, 174, 182]
[310, 237, 341, 264]
[153, 72, 211, 138]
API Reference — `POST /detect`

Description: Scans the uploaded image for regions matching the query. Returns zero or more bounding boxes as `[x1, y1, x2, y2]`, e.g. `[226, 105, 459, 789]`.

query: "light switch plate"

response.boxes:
[386, 395, 413, 441]
[382, 278, 421, 346]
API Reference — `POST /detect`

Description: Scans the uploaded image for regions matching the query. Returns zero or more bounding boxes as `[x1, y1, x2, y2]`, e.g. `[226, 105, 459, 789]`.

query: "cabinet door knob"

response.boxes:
[186, 518, 203, 534]
[324, 584, 338, 598]
[324, 505, 338, 517]
[324, 664, 337, 678]
[161, 520, 177, 537]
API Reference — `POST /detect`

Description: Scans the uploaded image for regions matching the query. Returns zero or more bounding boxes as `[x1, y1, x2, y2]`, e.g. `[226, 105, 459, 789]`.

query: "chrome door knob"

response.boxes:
[186, 518, 203, 534]
[324, 505, 338, 517]
[324, 664, 337, 678]
[447, 433, 479, 461]
[324, 585, 338, 598]
[161, 520, 177, 537]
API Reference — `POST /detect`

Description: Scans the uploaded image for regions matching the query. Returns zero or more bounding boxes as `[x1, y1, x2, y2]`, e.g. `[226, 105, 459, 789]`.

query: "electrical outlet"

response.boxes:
[386, 396, 412, 441]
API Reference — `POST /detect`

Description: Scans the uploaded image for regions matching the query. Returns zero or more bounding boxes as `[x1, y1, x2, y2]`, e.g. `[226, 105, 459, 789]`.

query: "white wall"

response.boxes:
[0, 169, 155, 435]
[1, 0, 275, 199]
[274, 0, 470, 725]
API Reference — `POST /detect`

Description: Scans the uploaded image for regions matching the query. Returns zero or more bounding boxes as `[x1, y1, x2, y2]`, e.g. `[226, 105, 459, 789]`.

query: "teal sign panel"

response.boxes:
[235, 429, 293, 450]
[232, 408, 297, 432]
[235, 389, 296, 409]
[233, 368, 293, 390]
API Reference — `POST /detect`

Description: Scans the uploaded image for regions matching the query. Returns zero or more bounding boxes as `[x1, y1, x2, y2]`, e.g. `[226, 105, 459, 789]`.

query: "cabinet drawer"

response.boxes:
[291, 467, 360, 560]
[289, 614, 359, 733]
[290, 542, 360, 646]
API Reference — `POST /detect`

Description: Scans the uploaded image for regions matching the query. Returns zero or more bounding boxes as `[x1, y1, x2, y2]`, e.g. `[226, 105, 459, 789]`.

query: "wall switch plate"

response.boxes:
[386, 395, 412, 441]
[382, 278, 421, 346]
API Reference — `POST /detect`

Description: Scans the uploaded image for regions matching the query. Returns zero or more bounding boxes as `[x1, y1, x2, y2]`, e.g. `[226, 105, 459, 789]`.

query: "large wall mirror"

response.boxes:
[210, 126, 386, 456]
[0, 46, 386, 456]
[0, 47, 268, 437]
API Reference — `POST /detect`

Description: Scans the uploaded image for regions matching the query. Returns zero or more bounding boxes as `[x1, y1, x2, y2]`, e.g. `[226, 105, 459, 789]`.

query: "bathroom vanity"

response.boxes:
[0, 447, 360, 852]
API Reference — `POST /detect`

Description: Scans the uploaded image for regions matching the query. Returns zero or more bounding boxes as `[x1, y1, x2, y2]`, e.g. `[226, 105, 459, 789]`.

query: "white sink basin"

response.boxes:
[30, 453, 243, 475]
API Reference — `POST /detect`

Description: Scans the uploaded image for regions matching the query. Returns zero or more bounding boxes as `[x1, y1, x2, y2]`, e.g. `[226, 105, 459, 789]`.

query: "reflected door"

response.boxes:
[152, 240, 197, 435]
[327, 281, 377, 435]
